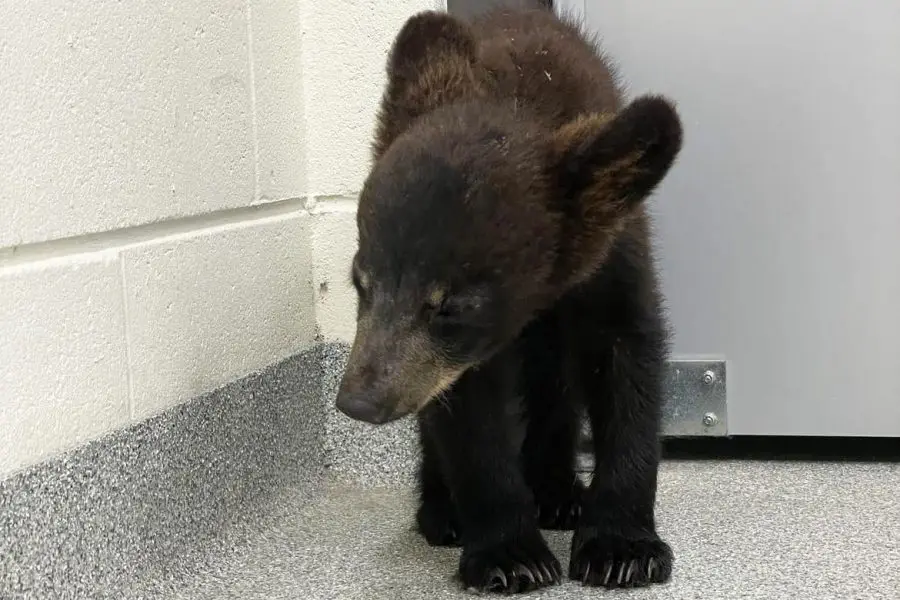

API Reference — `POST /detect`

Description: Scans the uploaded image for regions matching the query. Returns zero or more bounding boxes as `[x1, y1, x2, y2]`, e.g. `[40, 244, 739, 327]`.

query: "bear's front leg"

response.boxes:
[567, 322, 674, 589]
[418, 354, 562, 594]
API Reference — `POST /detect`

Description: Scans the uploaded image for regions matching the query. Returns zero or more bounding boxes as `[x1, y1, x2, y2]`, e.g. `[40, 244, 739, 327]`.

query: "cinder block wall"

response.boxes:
[0, 0, 440, 479]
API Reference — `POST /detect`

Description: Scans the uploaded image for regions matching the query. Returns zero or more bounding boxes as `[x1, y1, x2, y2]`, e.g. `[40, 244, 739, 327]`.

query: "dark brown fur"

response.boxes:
[336, 6, 683, 594]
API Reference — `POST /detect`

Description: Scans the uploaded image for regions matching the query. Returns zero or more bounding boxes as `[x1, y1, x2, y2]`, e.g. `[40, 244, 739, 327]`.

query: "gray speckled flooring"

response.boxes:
[167, 460, 899, 600]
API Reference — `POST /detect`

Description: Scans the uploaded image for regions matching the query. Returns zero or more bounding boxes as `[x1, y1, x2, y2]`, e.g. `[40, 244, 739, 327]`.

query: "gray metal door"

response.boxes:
[559, 0, 900, 437]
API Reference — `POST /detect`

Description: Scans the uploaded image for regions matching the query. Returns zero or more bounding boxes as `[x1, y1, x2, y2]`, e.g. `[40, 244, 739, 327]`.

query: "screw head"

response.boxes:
[702, 412, 718, 427]
[701, 370, 716, 385]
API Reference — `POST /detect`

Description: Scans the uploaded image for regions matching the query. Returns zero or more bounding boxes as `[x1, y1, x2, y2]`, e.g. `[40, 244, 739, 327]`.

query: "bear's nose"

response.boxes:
[335, 390, 397, 424]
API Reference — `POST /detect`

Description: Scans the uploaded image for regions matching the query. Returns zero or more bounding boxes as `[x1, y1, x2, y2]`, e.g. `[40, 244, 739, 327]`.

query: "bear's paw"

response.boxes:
[459, 533, 562, 594]
[569, 528, 673, 588]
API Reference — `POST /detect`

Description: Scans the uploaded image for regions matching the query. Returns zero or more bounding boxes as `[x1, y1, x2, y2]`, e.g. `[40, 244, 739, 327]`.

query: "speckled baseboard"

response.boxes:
[319, 343, 421, 487]
[0, 346, 330, 600]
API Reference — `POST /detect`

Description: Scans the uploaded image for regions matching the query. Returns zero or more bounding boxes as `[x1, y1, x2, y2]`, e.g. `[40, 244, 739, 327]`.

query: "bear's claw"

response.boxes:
[460, 534, 562, 594]
[535, 479, 584, 531]
[416, 500, 463, 547]
[569, 529, 673, 588]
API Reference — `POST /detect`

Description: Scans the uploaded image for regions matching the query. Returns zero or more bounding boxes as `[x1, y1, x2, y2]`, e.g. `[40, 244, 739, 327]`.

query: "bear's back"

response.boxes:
[469, 9, 655, 288]
[470, 9, 623, 129]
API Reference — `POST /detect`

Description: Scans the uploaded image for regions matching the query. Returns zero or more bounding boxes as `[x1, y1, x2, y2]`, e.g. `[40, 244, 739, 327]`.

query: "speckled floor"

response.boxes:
[166, 460, 898, 600]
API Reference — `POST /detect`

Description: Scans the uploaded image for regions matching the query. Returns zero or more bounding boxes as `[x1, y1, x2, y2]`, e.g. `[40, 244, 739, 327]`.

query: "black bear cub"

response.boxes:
[335, 4, 683, 595]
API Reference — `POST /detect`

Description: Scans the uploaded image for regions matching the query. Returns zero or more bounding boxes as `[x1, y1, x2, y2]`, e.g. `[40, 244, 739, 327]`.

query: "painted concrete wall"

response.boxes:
[0, 0, 439, 477]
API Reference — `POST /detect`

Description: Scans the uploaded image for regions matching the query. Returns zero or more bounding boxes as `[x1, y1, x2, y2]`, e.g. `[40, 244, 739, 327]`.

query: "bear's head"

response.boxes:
[335, 11, 683, 424]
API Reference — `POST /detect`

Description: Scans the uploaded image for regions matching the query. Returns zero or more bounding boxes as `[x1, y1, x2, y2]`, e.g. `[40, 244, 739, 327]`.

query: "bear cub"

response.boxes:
[335, 5, 683, 595]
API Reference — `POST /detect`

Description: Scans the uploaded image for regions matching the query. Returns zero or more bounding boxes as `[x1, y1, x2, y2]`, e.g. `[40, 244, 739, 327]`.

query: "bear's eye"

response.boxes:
[427, 294, 483, 323]
[351, 264, 371, 303]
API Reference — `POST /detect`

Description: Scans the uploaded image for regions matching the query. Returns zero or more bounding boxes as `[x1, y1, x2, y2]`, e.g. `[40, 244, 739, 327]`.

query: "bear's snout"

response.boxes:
[335, 316, 468, 424]
[335, 386, 401, 424]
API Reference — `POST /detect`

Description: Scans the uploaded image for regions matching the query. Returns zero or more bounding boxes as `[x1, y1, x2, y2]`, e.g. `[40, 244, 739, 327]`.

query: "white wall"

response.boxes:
[0, 0, 439, 477]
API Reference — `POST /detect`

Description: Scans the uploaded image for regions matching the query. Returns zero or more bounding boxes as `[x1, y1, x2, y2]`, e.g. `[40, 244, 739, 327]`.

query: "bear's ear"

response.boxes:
[548, 95, 683, 287]
[372, 11, 481, 159]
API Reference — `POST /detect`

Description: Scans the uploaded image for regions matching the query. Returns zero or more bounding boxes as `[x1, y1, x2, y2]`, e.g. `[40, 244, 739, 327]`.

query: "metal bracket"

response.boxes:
[661, 358, 728, 437]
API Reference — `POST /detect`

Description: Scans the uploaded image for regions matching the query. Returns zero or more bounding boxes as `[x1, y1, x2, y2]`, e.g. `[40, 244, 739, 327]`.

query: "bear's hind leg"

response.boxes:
[520, 314, 584, 531]
[415, 415, 462, 547]
[523, 413, 583, 531]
